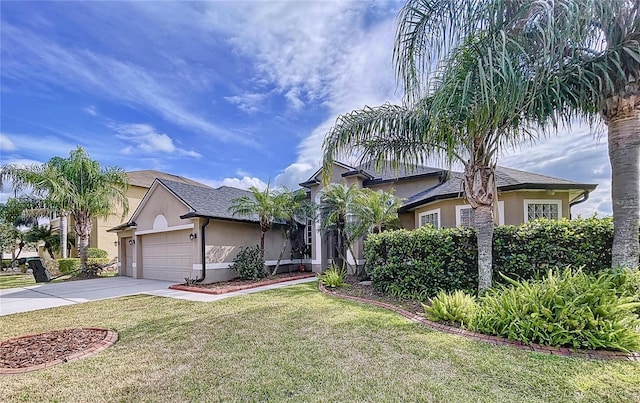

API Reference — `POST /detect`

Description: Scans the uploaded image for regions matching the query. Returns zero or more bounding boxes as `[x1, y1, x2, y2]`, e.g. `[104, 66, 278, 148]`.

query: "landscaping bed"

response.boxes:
[0, 328, 118, 374]
[169, 272, 316, 295]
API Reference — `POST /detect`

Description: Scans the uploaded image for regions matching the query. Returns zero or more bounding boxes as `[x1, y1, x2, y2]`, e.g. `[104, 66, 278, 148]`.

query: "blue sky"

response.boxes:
[1, 1, 613, 217]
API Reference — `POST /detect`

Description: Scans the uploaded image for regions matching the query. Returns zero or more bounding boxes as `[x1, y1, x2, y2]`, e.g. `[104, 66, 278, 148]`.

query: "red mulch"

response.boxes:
[0, 328, 107, 369]
[181, 271, 309, 290]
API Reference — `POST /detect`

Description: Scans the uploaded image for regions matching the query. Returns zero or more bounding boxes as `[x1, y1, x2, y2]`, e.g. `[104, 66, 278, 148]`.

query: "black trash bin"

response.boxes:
[27, 258, 51, 283]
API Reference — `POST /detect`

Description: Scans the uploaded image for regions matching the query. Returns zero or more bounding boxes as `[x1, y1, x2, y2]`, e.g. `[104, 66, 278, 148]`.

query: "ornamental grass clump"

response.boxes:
[423, 290, 477, 328]
[472, 268, 640, 352]
[319, 264, 346, 288]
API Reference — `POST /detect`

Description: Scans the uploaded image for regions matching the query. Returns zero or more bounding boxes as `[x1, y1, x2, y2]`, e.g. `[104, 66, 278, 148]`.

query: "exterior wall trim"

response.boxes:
[418, 208, 441, 229]
[135, 223, 194, 236]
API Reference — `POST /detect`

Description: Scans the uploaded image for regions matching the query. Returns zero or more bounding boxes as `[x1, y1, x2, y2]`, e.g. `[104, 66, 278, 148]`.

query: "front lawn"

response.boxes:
[1, 283, 638, 402]
[0, 271, 117, 290]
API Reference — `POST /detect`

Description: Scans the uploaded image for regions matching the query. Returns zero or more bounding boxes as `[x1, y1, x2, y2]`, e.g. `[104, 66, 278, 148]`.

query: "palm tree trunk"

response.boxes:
[273, 230, 290, 275]
[260, 231, 265, 261]
[475, 204, 494, 292]
[60, 213, 68, 259]
[608, 113, 640, 269]
[74, 212, 91, 270]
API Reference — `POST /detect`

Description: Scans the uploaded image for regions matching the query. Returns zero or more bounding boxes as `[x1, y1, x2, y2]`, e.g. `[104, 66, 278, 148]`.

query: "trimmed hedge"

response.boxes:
[365, 217, 638, 299]
[87, 248, 108, 259]
[57, 258, 110, 273]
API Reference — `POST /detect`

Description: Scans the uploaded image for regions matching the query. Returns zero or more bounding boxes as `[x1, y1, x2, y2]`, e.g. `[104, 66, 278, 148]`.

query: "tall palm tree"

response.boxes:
[323, 1, 545, 291]
[272, 188, 315, 275]
[1, 146, 129, 271]
[229, 183, 283, 262]
[514, 0, 639, 269]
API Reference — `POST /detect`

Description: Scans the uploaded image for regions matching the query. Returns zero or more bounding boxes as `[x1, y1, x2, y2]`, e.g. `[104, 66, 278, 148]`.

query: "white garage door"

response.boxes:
[141, 230, 193, 282]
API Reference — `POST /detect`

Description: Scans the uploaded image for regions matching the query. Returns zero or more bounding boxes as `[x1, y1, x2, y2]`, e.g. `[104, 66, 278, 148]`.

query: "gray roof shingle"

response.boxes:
[401, 166, 597, 210]
[127, 170, 209, 188]
[354, 161, 442, 182]
[159, 179, 260, 222]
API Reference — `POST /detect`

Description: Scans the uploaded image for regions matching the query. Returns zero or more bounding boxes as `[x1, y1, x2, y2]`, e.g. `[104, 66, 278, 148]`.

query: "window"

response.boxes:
[456, 201, 505, 227]
[418, 209, 440, 229]
[524, 199, 562, 222]
[305, 219, 313, 246]
[457, 206, 474, 227]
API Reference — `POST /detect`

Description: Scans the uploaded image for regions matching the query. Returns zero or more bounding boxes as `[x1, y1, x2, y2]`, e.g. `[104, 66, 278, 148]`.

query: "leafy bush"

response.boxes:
[78, 262, 103, 278]
[365, 217, 637, 298]
[471, 268, 640, 352]
[87, 248, 108, 259]
[610, 269, 640, 316]
[57, 258, 110, 273]
[423, 290, 477, 328]
[319, 264, 346, 288]
[230, 246, 266, 280]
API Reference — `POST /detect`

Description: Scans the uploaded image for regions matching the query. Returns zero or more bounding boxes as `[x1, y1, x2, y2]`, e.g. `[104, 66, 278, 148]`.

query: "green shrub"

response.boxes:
[365, 217, 637, 299]
[56, 258, 110, 273]
[423, 290, 477, 328]
[230, 246, 266, 280]
[87, 248, 108, 259]
[471, 268, 640, 352]
[319, 264, 346, 288]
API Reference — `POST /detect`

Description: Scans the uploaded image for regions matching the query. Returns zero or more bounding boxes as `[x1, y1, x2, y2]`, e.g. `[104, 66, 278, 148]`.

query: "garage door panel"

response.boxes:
[141, 231, 193, 282]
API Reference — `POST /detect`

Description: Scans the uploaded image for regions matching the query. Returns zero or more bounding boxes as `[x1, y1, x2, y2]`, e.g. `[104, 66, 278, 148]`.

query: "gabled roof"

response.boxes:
[158, 179, 261, 222]
[127, 170, 208, 188]
[400, 166, 597, 211]
[299, 160, 443, 188]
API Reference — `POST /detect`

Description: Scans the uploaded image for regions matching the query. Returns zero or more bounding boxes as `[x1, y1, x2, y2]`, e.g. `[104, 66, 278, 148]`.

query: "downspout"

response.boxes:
[569, 191, 590, 219]
[195, 218, 211, 283]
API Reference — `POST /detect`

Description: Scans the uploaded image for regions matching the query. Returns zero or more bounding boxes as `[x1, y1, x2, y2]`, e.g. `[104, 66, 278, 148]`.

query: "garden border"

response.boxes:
[318, 283, 640, 361]
[0, 327, 119, 375]
[169, 272, 316, 295]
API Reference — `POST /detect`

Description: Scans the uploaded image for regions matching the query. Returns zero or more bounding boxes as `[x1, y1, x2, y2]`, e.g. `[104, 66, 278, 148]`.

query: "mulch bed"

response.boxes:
[328, 275, 425, 314]
[0, 328, 118, 375]
[169, 272, 316, 295]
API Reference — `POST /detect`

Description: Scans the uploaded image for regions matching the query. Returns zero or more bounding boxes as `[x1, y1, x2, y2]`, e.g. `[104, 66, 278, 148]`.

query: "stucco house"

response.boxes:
[110, 178, 298, 283]
[300, 161, 597, 272]
[50, 170, 204, 259]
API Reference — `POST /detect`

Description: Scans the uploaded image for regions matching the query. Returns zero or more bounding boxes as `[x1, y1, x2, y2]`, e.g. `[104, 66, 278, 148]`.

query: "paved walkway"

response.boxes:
[0, 276, 317, 316]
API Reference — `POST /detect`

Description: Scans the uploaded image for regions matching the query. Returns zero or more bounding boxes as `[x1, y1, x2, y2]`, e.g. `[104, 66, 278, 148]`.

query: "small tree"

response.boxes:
[272, 188, 315, 275]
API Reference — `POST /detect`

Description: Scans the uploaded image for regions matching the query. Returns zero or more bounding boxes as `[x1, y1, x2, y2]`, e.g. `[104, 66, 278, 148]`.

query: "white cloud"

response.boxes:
[84, 105, 97, 116]
[197, 176, 268, 191]
[224, 92, 268, 114]
[112, 123, 202, 158]
[0, 133, 17, 151]
[1, 22, 253, 145]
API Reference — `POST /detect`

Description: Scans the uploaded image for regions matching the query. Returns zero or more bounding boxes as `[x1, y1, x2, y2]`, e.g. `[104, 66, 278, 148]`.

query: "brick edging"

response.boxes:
[318, 283, 640, 361]
[0, 327, 119, 375]
[168, 272, 316, 295]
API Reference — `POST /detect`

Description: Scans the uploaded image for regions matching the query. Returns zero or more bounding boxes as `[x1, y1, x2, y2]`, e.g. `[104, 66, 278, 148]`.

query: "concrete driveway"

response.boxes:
[0, 276, 316, 316]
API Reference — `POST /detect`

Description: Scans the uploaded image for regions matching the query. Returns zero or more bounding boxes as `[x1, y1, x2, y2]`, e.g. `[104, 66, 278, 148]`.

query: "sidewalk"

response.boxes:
[0, 276, 317, 316]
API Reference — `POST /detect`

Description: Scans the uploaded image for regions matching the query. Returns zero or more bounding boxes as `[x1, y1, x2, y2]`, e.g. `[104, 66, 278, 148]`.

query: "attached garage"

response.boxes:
[140, 230, 193, 282]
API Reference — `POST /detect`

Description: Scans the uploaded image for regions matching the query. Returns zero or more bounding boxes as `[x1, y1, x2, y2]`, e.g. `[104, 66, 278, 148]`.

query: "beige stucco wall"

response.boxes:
[134, 185, 192, 230]
[368, 176, 440, 200]
[92, 185, 149, 259]
[411, 190, 572, 229]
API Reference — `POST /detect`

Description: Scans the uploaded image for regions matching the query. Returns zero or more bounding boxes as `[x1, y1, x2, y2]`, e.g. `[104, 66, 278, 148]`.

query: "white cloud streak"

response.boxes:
[111, 123, 202, 158]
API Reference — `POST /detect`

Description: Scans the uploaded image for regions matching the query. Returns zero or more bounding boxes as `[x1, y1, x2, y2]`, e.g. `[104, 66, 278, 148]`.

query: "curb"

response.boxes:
[0, 327, 119, 375]
[318, 283, 640, 362]
[169, 273, 316, 295]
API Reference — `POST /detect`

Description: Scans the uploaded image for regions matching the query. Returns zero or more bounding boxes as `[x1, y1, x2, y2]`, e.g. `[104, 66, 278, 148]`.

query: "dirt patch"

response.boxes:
[0, 328, 118, 374]
[326, 276, 425, 315]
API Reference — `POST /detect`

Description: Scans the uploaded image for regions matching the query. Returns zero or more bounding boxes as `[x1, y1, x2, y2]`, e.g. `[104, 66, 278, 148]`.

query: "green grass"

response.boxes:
[1, 283, 638, 402]
[0, 271, 118, 289]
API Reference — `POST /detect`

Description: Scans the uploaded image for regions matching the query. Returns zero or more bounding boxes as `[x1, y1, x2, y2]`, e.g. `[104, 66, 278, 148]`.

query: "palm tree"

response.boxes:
[514, 0, 639, 269]
[318, 184, 365, 275]
[1, 146, 129, 272]
[25, 225, 58, 259]
[351, 188, 402, 237]
[272, 188, 315, 275]
[229, 183, 283, 263]
[323, 1, 545, 291]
